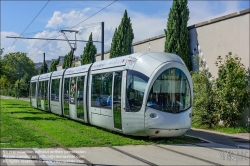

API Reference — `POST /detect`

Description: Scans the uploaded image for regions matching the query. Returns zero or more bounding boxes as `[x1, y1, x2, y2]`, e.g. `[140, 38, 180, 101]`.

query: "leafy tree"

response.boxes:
[49, 57, 60, 72]
[110, 10, 134, 58]
[1, 52, 37, 97]
[81, 32, 97, 65]
[214, 52, 250, 127]
[40, 62, 48, 74]
[63, 50, 72, 69]
[164, 0, 192, 71]
[191, 56, 219, 127]
[0, 75, 11, 90]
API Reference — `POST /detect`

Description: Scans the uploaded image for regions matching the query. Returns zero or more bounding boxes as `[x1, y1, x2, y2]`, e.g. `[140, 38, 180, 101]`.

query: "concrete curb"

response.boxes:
[191, 128, 250, 140]
[185, 134, 214, 144]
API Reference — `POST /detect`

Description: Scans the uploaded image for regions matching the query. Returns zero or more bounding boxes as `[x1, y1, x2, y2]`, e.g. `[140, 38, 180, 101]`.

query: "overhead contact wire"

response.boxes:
[6, 0, 51, 54]
[29, 0, 117, 58]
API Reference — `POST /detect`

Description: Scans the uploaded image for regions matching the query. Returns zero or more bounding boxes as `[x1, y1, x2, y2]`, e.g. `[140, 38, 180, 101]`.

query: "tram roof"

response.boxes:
[64, 64, 91, 75]
[91, 52, 184, 71]
[31, 75, 40, 81]
[39, 72, 52, 80]
[51, 69, 65, 77]
[91, 52, 143, 71]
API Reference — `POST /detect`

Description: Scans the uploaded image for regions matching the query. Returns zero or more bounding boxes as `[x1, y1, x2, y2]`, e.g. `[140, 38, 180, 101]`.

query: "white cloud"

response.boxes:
[1, 31, 19, 54]
[45, 8, 90, 29]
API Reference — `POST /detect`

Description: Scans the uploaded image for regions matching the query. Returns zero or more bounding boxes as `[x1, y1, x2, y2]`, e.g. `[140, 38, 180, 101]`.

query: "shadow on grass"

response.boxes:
[2, 104, 24, 105]
[9, 111, 49, 115]
[4, 106, 30, 109]
[20, 116, 61, 121]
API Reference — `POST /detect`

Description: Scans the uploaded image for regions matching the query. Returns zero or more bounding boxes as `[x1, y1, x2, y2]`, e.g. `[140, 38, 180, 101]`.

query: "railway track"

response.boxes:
[1, 106, 249, 166]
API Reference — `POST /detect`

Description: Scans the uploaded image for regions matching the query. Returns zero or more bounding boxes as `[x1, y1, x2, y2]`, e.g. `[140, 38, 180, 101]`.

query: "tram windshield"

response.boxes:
[147, 68, 191, 113]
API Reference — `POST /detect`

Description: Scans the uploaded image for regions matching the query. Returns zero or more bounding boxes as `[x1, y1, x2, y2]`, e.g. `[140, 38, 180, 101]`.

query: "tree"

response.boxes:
[191, 56, 219, 128]
[0, 48, 3, 77]
[0, 48, 3, 55]
[40, 62, 48, 74]
[81, 32, 97, 65]
[164, 0, 192, 71]
[214, 52, 250, 127]
[1, 52, 37, 97]
[63, 50, 72, 69]
[110, 10, 134, 58]
[49, 58, 60, 72]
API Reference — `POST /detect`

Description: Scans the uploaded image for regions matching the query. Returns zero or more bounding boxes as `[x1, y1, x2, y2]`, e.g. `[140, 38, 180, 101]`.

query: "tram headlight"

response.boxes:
[150, 113, 157, 118]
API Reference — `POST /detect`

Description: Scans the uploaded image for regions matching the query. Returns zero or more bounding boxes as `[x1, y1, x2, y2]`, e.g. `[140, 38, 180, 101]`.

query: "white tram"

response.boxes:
[30, 52, 193, 137]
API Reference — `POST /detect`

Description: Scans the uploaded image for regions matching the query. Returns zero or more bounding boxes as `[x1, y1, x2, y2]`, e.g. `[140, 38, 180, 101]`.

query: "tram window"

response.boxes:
[37, 81, 43, 109]
[44, 80, 49, 110]
[31, 82, 36, 98]
[91, 74, 102, 107]
[126, 70, 149, 112]
[147, 68, 191, 113]
[51, 79, 60, 101]
[38, 81, 46, 100]
[69, 77, 77, 104]
[91, 72, 113, 108]
[77, 76, 85, 120]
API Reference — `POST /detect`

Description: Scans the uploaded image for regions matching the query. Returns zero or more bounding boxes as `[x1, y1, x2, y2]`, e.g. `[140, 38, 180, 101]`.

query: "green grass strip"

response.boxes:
[1, 99, 200, 148]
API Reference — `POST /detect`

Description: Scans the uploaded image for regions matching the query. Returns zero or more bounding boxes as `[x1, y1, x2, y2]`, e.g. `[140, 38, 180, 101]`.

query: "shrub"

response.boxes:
[191, 56, 219, 127]
[214, 52, 250, 127]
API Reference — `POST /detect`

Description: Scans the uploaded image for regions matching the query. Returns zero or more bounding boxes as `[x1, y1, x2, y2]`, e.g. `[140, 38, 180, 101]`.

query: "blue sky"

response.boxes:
[1, 1, 249, 63]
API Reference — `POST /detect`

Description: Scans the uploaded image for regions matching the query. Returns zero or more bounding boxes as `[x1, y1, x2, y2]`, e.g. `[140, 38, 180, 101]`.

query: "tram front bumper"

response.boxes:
[145, 128, 190, 137]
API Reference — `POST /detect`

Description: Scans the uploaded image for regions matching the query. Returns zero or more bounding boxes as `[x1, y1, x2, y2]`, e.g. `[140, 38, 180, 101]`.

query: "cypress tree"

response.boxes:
[81, 32, 97, 65]
[63, 50, 72, 69]
[110, 10, 134, 58]
[164, 0, 192, 71]
[49, 57, 59, 72]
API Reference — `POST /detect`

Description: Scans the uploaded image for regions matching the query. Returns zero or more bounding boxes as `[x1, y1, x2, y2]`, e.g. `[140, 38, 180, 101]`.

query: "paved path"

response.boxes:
[1, 143, 249, 166]
[0, 95, 30, 102]
[187, 128, 250, 149]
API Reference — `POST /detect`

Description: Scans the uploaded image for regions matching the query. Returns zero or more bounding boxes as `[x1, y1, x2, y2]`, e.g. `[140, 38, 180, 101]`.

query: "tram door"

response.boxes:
[113, 71, 122, 130]
[63, 78, 70, 117]
[63, 76, 85, 121]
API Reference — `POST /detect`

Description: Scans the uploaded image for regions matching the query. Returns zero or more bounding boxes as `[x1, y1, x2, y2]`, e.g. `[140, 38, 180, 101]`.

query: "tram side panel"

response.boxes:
[121, 70, 149, 136]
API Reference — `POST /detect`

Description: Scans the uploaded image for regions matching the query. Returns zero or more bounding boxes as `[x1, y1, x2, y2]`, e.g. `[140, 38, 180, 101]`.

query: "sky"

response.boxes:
[1, 0, 249, 63]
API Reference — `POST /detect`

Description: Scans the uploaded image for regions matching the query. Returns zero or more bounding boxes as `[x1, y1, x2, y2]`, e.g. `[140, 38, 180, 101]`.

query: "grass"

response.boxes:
[192, 123, 250, 134]
[0, 99, 200, 148]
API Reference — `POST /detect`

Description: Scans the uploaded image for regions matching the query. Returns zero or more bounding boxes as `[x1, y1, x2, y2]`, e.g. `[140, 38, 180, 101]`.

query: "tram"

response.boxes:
[30, 52, 193, 137]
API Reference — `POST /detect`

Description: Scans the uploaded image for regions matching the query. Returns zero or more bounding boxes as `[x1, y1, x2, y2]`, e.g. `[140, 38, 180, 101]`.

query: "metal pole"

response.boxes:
[101, 22, 104, 60]
[43, 53, 45, 74]
[18, 63, 20, 99]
